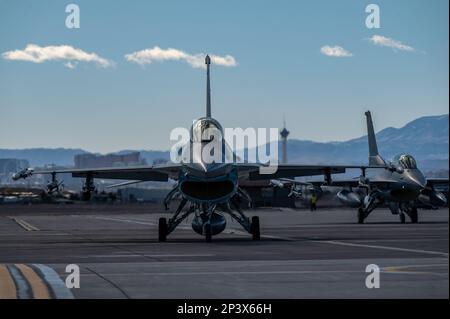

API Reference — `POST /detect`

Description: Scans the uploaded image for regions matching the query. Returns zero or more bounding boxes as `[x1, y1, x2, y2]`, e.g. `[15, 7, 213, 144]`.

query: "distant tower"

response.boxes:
[280, 118, 290, 164]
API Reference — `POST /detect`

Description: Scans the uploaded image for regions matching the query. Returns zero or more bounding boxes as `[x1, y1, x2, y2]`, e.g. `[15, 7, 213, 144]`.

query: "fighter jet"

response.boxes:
[12, 168, 34, 181]
[13, 168, 64, 196]
[13, 55, 383, 242]
[333, 111, 448, 224]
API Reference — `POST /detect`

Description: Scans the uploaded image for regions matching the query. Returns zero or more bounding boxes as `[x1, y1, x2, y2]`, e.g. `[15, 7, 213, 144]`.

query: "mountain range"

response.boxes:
[1, 114, 448, 172]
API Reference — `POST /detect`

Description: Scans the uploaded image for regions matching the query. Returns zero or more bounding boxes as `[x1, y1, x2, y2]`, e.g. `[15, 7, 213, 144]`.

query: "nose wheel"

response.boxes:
[357, 208, 365, 224]
[158, 217, 168, 242]
[250, 216, 260, 240]
[409, 208, 418, 223]
[203, 223, 212, 242]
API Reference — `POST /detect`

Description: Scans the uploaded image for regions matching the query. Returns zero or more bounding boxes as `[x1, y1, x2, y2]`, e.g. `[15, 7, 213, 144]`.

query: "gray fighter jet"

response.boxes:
[334, 111, 448, 224]
[13, 56, 383, 241]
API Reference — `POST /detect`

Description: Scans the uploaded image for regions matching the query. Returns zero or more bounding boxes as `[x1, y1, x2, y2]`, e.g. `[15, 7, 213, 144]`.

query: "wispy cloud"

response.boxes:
[124, 46, 237, 68]
[320, 45, 353, 58]
[2, 44, 114, 68]
[368, 35, 415, 52]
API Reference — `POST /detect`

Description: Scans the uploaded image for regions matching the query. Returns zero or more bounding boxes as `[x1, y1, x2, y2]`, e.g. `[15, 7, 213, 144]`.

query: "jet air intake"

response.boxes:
[418, 190, 447, 207]
[180, 180, 236, 202]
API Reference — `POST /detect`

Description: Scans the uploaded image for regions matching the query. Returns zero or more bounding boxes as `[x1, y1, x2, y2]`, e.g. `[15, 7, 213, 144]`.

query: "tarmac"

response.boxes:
[0, 203, 448, 299]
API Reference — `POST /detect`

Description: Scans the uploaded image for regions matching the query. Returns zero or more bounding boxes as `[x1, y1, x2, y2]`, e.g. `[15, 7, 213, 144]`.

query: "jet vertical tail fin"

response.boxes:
[205, 55, 211, 118]
[365, 111, 385, 166]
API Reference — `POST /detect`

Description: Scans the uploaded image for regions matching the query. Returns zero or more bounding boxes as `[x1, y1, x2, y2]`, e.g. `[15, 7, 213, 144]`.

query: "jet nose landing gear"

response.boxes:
[158, 189, 262, 242]
[158, 217, 168, 242]
[250, 216, 260, 240]
[203, 223, 212, 243]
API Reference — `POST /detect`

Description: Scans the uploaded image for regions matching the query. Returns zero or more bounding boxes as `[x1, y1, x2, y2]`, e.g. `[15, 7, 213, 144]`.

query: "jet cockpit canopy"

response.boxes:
[190, 118, 224, 143]
[392, 154, 417, 169]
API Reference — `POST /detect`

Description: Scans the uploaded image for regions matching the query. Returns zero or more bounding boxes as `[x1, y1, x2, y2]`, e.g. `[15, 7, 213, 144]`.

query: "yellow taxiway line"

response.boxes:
[15, 264, 51, 299]
[0, 265, 17, 299]
[8, 217, 40, 231]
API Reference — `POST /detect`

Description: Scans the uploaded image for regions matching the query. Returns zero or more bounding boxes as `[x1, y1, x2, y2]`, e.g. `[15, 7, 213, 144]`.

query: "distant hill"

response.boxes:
[1, 114, 448, 172]
[283, 114, 448, 171]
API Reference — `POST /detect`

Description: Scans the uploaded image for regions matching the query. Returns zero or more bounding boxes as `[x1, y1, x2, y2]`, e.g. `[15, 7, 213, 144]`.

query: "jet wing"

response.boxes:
[321, 177, 400, 188]
[273, 178, 360, 188]
[31, 163, 182, 181]
[426, 178, 449, 187]
[426, 178, 449, 192]
[241, 164, 388, 180]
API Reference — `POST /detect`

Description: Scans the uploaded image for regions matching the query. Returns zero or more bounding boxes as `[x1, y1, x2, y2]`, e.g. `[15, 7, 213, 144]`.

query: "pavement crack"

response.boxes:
[85, 267, 130, 299]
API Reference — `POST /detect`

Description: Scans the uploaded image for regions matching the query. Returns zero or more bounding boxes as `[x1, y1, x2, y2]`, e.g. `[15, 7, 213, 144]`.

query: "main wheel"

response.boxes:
[399, 212, 406, 224]
[409, 208, 418, 224]
[357, 208, 365, 224]
[250, 216, 260, 240]
[204, 223, 212, 243]
[158, 217, 167, 242]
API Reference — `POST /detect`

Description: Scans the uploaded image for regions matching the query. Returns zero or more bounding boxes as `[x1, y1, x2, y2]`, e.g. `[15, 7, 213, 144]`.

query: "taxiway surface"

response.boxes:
[0, 204, 448, 298]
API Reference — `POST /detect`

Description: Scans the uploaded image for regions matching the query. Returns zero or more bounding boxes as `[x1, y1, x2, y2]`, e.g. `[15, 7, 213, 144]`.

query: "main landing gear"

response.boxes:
[390, 203, 419, 224]
[81, 173, 96, 201]
[356, 189, 382, 224]
[158, 217, 168, 242]
[399, 206, 418, 224]
[250, 216, 260, 241]
[359, 199, 419, 224]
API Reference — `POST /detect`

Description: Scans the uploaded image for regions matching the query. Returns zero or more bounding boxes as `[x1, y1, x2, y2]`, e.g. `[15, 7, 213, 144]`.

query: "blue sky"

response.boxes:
[0, 0, 448, 153]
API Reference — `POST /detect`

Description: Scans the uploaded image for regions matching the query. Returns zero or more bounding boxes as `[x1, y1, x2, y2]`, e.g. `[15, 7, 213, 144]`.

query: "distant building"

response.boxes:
[280, 120, 289, 164]
[74, 152, 146, 169]
[0, 158, 30, 184]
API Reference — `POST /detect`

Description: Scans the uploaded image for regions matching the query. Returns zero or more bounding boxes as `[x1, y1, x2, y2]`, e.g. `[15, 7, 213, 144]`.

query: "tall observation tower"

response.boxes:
[280, 119, 290, 164]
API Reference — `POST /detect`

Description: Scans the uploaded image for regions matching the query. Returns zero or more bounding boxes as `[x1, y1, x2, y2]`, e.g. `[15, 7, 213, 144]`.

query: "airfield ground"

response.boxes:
[0, 203, 448, 298]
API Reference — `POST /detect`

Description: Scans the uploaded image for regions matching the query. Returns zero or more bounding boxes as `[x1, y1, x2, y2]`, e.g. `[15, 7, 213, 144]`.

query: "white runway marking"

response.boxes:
[354, 238, 449, 243]
[225, 228, 298, 240]
[78, 254, 215, 258]
[85, 269, 446, 277]
[318, 240, 449, 257]
[276, 224, 449, 229]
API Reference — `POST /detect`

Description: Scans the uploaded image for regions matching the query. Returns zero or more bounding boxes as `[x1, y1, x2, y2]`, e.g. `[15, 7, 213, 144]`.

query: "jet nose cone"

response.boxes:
[408, 171, 427, 189]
